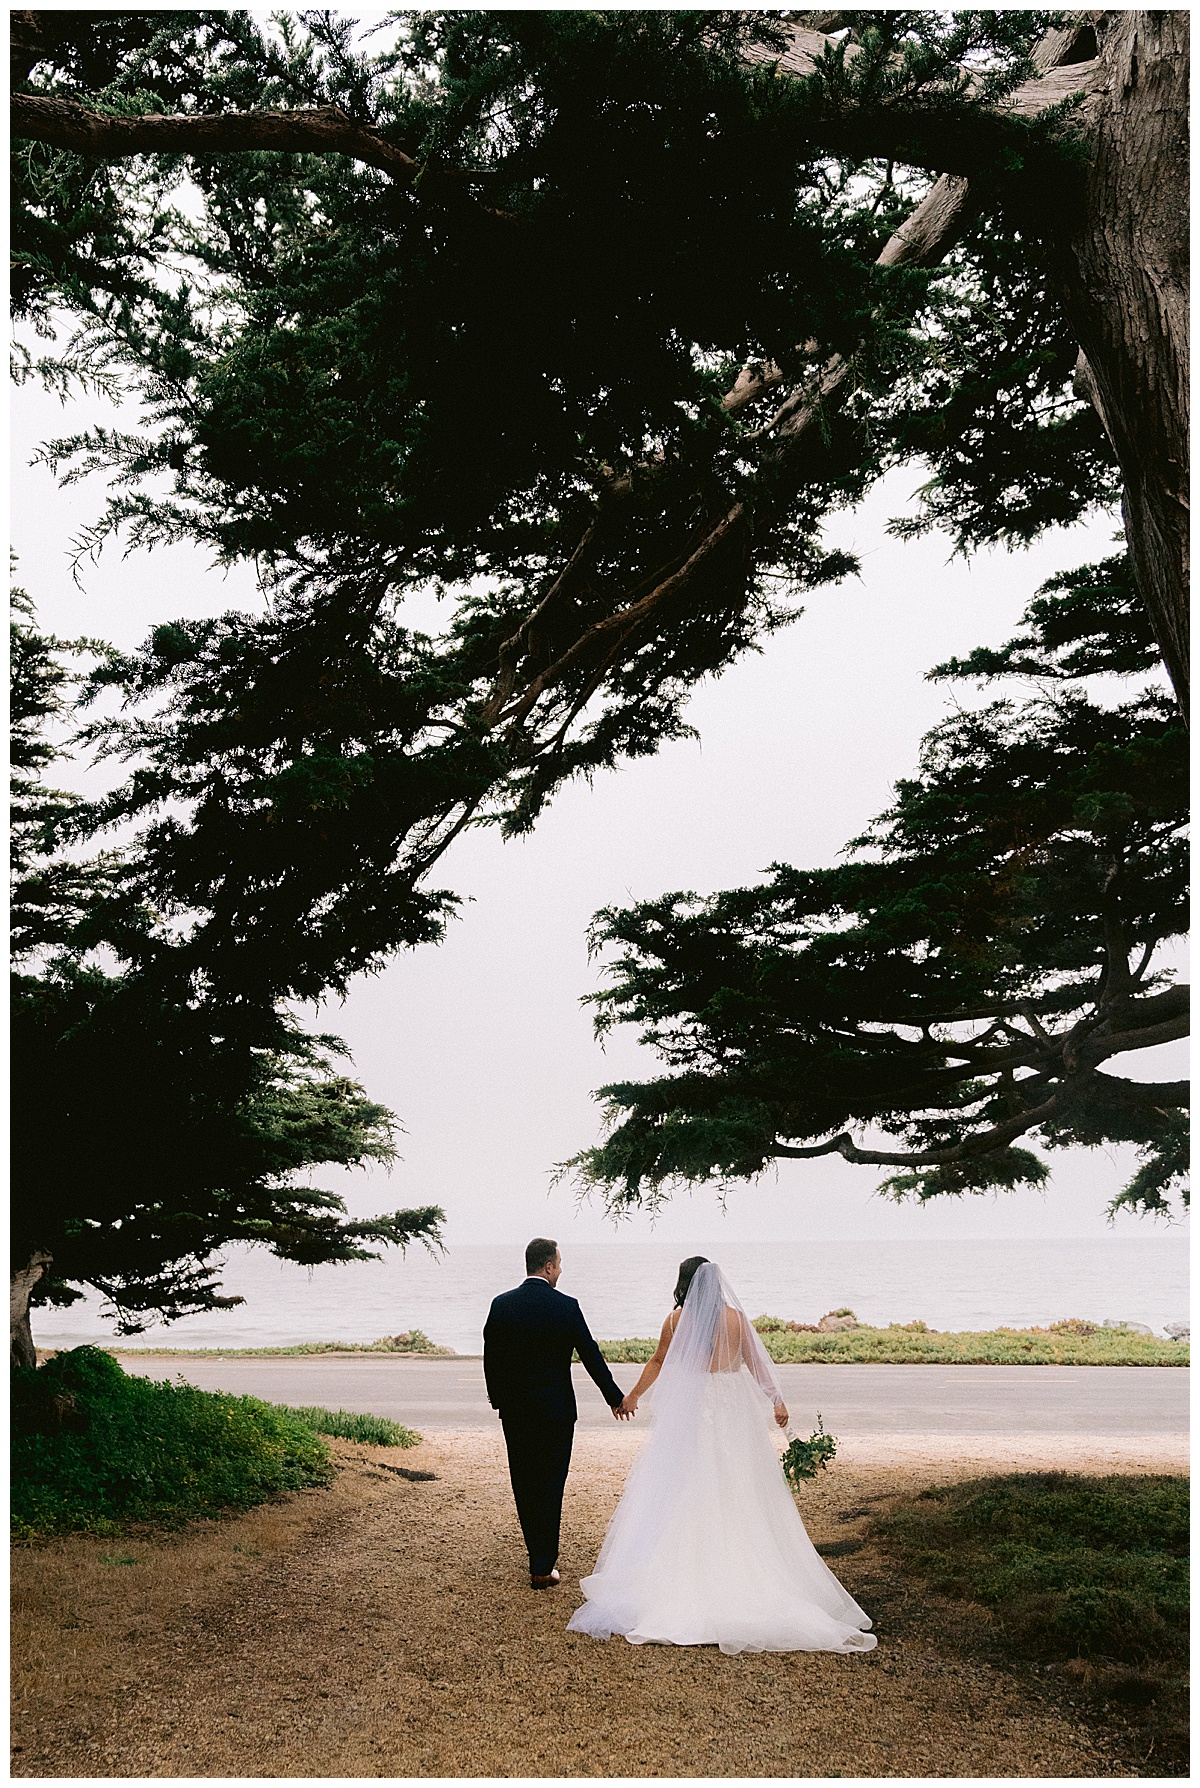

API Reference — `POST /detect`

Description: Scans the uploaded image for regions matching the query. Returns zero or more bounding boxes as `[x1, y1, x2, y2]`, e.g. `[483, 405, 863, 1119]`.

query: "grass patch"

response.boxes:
[105, 1330, 455, 1358]
[277, 1404, 421, 1447]
[12, 1346, 333, 1540]
[599, 1324, 1188, 1365]
[874, 1472, 1189, 1769]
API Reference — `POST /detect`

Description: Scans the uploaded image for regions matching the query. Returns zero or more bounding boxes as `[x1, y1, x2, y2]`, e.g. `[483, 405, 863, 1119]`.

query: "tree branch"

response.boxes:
[1080, 1010, 1190, 1063]
[472, 18, 1101, 735]
[477, 167, 977, 730]
[1090, 1070, 1189, 1109]
[11, 92, 426, 182]
[770, 988, 1189, 1169]
[496, 502, 748, 731]
[478, 513, 607, 728]
[751, 23, 1101, 170]
[772, 1075, 1085, 1167]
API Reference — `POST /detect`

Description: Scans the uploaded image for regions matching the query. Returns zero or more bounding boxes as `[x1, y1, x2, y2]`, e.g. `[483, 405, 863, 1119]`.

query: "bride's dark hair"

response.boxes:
[674, 1256, 710, 1307]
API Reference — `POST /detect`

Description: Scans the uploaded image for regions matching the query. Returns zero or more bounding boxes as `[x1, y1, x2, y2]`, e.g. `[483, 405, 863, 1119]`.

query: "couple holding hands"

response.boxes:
[483, 1238, 875, 1656]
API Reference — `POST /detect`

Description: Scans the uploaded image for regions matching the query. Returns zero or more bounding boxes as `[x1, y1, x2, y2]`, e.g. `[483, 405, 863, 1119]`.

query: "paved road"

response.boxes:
[116, 1355, 1188, 1435]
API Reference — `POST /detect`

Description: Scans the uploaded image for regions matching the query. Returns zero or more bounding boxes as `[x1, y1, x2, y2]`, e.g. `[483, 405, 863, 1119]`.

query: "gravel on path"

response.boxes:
[12, 1430, 1182, 1779]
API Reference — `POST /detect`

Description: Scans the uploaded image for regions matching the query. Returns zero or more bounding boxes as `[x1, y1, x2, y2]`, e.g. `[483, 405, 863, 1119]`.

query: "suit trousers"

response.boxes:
[499, 1410, 575, 1577]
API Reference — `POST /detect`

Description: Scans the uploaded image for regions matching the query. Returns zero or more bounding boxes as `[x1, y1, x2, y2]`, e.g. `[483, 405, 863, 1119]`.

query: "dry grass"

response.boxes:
[11, 1429, 1186, 1778]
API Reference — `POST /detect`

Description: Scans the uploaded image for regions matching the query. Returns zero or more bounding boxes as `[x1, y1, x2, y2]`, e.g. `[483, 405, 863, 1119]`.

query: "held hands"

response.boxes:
[774, 1401, 789, 1429]
[615, 1393, 638, 1419]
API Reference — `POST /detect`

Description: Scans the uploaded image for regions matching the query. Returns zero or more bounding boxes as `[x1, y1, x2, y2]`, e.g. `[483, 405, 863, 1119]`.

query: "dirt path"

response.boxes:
[12, 1430, 1184, 1778]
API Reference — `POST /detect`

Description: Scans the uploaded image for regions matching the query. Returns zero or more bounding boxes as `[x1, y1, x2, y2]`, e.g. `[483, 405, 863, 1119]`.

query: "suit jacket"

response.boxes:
[483, 1277, 624, 1423]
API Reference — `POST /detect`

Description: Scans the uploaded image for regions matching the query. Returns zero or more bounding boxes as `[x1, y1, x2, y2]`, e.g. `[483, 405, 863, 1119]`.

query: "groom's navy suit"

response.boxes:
[483, 1276, 624, 1577]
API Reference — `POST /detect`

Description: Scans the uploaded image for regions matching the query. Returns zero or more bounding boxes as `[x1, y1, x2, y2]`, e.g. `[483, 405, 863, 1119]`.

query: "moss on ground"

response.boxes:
[873, 1472, 1190, 1771]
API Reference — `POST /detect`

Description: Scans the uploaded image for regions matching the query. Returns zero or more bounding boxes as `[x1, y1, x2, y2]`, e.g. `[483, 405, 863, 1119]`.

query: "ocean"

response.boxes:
[33, 1233, 1189, 1356]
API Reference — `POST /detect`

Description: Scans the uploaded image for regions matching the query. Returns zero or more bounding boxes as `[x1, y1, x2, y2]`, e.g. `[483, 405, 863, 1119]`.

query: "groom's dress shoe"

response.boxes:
[530, 1569, 561, 1590]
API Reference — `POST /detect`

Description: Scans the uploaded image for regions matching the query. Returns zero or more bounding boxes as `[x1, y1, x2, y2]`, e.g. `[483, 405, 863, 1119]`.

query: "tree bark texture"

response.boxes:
[1060, 11, 1190, 713]
[11, 1251, 51, 1371]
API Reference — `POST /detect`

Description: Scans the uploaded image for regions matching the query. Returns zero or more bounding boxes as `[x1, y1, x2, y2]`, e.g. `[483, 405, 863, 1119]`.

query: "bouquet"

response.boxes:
[781, 1412, 837, 1489]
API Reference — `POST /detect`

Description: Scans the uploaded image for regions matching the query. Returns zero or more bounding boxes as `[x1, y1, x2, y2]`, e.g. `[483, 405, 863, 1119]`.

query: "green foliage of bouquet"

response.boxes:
[781, 1413, 837, 1489]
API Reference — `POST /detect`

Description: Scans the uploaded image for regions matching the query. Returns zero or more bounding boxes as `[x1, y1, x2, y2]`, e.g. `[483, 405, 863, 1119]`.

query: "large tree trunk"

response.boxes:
[1062, 11, 1190, 713]
[11, 1251, 51, 1370]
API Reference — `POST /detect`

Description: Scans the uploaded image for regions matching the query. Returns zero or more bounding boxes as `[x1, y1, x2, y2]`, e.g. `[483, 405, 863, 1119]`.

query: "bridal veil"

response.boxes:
[567, 1261, 878, 1654]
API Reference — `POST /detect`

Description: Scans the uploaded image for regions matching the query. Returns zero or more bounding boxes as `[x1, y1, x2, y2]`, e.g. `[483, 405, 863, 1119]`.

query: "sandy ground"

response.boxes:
[11, 1428, 1188, 1779]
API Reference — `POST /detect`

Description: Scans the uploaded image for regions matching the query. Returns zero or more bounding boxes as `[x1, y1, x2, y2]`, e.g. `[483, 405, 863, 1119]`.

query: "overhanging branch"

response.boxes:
[750, 22, 1101, 177]
[771, 1075, 1089, 1167]
[11, 93, 424, 182]
[471, 19, 1101, 739]
[770, 995, 1189, 1168]
[1090, 1070, 1189, 1109]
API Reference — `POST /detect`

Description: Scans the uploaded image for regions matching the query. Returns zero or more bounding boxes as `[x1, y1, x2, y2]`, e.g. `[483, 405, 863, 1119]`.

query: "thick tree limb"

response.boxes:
[1086, 981, 1190, 1035]
[11, 92, 423, 181]
[746, 26, 1101, 176]
[757, 19, 1099, 112]
[478, 19, 1101, 732]
[1076, 1010, 1191, 1063]
[772, 1075, 1091, 1167]
[1090, 1070, 1189, 1108]
[10, 1249, 51, 1371]
[770, 984, 1188, 1168]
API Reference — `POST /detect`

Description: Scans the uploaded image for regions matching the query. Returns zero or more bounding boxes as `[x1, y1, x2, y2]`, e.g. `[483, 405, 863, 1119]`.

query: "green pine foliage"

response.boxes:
[11, 588, 443, 1340]
[11, 1348, 333, 1538]
[8, 15, 1187, 1245]
[12, 12, 1122, 1010]
[567, 558, 1187, 1216]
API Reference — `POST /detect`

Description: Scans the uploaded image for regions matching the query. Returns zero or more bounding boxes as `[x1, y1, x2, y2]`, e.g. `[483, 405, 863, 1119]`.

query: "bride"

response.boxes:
[567, 1257, 878, 1656]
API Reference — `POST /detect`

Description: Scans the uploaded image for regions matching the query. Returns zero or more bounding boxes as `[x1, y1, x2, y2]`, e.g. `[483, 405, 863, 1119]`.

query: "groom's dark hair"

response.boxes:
[674, 1256, 709, 1307]
[526, 1237, 559, 1276]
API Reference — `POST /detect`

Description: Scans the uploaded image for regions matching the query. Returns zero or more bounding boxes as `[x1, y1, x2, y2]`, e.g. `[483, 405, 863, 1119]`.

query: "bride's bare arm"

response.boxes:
[738, 1310, 789, 1426]
[618, 1312, 678, 1415]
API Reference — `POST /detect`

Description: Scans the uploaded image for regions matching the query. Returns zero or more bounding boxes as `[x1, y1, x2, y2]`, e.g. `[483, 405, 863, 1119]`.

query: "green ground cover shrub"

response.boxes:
[598, 1336, 659, 1364]
[12, 1347, 333, 1538]
[875, 1473, 1190, 1768]
[107, 1331, 454, 1358]
[278, 1405, 421, 1447]
[599, 1325, 1187, 1365]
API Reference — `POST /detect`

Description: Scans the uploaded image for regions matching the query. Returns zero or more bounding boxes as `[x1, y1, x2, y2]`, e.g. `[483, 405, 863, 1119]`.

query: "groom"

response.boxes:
[483, 1238, 630, 1589]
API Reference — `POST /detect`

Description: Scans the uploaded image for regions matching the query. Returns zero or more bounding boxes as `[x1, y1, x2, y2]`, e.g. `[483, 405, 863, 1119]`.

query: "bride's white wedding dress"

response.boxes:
[567, 1262, 877, 1656]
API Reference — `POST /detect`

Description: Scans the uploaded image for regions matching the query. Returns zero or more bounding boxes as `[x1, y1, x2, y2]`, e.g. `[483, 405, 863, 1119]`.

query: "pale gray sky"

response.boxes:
[12, 365, 1187, 1251]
